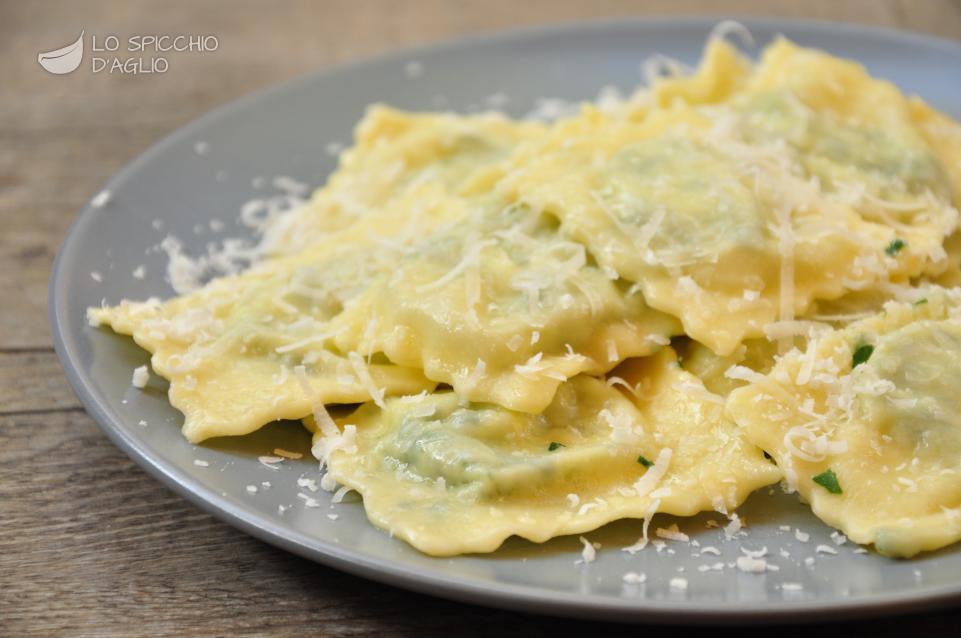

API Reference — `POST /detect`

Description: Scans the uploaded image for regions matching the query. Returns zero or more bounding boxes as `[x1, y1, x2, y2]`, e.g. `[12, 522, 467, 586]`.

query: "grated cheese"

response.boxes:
[131, 365, 150, 388]
[632, 448, 672, 497]
[723, 513, 743, 540]
[576, 536, 597, 564]
[347, 351, 387, 409]
[258, 455, 284, 469]
[735, 555, 774, 573]
[668, 577, 689, 591]
[622, 572, 647, 584]
[656, 524, 690, 543]
[90, 190, 111, 208]
[297, 493, 320, 508]
[708, 19, 755, 47]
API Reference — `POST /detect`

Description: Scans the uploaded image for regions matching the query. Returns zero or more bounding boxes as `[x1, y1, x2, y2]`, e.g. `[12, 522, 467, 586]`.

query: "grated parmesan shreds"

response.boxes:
[347, 351, 387, 409]
[606, 375, 640, 398]
[156, 183, 307, 295]
[293, 365, 335, 436]
[668, 577, 689, 591]
[258, 455, 284, 469]
[458, 358, 488, 404]
[673, 380, 726, 405]
[622, 498, 661, 554]
[735, 555, 778, 573]
[577, 536, 597, 564]
[131, 365, 150, 388]
[763, 320, 831, 341]
[708, 19, 756, 47]
[656, 524, 690, 543]
[297, 477, 319, 492]
[90, 190, 111, 208]
[274, 329, 339, 353]
[632, 448, 672, 497]
[416, 238, 496, 292]
[298, 493, 320, 508]
[723, 513, 743, 540]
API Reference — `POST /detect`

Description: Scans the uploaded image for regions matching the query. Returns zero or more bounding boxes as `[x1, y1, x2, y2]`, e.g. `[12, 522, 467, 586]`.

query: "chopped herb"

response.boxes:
[548, 441, 565, 452]
[813, 469, 842, 494]
[914, 298, 928, 306]
[637, 454, 654, 468]
[885, 238, 906, 256]
[852, 344, 874, 368]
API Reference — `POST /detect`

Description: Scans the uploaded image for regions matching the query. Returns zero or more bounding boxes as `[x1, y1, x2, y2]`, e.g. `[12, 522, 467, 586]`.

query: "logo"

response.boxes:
[37, 30, 218, 76]
[38, 30, 85, 74]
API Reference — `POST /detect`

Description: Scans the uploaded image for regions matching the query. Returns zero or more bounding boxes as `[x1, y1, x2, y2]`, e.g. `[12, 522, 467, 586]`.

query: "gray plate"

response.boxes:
[50, 17, 961, 624]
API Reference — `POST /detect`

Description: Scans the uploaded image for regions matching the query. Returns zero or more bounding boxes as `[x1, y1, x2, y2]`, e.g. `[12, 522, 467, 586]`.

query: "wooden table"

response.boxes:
[3, 1, 960, 635]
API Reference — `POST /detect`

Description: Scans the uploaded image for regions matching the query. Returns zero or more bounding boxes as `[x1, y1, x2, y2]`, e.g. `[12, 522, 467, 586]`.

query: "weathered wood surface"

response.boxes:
[2, 1, 960, 635]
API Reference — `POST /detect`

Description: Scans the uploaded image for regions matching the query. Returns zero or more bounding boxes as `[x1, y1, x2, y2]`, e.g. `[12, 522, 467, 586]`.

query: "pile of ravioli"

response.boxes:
[90, 35, 961, 558]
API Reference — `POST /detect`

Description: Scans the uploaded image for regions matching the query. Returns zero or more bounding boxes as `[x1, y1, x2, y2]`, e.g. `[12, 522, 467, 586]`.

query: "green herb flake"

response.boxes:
[914, 298, 928, 306]
[637, 454, 654, 468]
[852, 344, 874, 368]
[548, 441, 565, 452]
[885, 238, 906, 256]
[813, 469, 843, 494]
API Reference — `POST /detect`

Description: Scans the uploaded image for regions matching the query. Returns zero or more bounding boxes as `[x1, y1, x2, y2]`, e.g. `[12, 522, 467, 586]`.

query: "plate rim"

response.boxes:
[49, 15, 961, 624]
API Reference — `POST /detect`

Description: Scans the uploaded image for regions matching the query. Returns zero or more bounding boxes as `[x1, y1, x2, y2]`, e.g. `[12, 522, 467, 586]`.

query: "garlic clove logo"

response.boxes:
[38, 30, 84, 74]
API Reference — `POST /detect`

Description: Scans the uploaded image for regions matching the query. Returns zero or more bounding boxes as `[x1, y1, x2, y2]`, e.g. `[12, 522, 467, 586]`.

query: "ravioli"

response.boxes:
[88, 30, 961, 558]
[342, 204, 681, 414]
[727, 290, 961, 556]
[738, 41, 958, 277]
[89, 232, 435, 442]
[500, 38, 957, 355]
[317, 348, 779, 555]
[90, 109, 547, 442]
[262, 106, 546, 255]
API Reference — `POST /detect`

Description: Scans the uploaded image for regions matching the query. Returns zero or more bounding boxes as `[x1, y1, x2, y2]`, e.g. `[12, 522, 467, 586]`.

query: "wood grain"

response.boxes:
[0, 352, 82, 414]
[2, 0, 960, 635]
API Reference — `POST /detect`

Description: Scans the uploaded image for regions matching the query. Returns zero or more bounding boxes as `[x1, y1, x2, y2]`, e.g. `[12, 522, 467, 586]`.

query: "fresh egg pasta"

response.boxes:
[91, 30, 961, 557]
